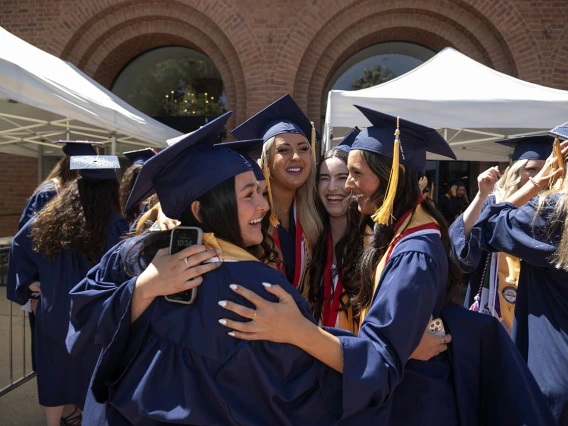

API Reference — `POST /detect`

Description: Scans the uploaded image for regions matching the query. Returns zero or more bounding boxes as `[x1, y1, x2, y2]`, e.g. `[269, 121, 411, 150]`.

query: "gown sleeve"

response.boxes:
[329, 242, 444, 418]
[6, 220, 39, 305]
[449, 195, 494, 273]
[18, 186, 57, 230]
[474, 196, 559, 269]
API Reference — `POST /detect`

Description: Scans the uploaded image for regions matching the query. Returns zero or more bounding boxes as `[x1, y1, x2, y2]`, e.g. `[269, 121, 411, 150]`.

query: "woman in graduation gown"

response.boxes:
[230, 94, 323, 292]
[68, 113, 357, 425]
[220, 106, 463, 425]
[309, 128, 364, 331]
[7, 151, 128, 426]
[449, 135, 552, 333]
[471, 129, 568, 424]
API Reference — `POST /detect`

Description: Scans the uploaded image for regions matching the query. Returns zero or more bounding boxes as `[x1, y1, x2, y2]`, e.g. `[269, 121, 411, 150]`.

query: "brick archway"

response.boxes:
[48, 0, 264, 127]
[288, 0, 529, 126]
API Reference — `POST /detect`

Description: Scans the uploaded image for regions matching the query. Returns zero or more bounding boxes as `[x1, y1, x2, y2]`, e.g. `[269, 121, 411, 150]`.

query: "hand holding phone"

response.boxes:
[428, 317, 446, 337]
[164, 226, 203, 305]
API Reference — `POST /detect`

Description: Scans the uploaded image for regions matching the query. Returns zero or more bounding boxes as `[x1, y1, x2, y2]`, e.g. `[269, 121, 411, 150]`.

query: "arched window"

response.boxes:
[325, 42, 435, 93]
[112, 46, 226, 122]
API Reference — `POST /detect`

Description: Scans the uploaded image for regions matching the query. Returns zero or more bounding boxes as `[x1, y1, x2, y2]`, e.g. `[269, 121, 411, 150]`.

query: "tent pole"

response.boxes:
[111, 132, 117, 155]
[37, 145, 43, 184]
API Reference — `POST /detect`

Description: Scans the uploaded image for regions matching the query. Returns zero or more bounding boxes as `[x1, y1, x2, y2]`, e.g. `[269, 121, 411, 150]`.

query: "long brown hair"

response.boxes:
[31, 177, 121, 265]
[119, 163, 143, 222]
[352, 151, 461, 316]
[309, 149, 364, 321]
[38, 155, 78, 192]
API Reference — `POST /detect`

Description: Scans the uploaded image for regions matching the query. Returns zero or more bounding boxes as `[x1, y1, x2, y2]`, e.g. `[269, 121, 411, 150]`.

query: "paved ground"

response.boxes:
[0, 289, 44, 425]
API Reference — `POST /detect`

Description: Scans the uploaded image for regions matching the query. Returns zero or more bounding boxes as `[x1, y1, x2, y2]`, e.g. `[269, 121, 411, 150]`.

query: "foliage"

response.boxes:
[350, 65, 395, 90]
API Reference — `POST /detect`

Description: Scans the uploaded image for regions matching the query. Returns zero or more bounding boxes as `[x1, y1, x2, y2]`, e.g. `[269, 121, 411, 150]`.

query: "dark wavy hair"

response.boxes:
[309, 149, 364, 322]
[124, 176, 278, 276]
[31, 178, 121, 265]
[119, 163, 143, 222]
[352, 151, 461, 317]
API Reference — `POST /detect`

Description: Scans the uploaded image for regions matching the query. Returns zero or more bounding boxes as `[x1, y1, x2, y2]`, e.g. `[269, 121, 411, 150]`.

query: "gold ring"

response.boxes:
[184, 257, 189, 267]
[252, 310, 257, 320]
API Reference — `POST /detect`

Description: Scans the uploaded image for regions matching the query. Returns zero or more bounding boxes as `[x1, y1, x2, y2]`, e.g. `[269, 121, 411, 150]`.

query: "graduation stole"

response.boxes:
[272, 199, 310, 290]
[360, 199, 440, 323]
[322, 231, 358, 333]
[202, 233, 260, 263]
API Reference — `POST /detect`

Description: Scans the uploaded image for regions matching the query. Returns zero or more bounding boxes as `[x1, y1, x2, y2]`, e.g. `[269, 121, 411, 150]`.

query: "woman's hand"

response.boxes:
[532, 140, 568, 189]
[157, 207, 181, 231]
[478, 166, 501, 198]
[28, 281, 41, 296]
[218, 283, 311, 346]
[135, 244, 221, 301]
[409, 323, 452, 361]
[418, 176, 428, 192]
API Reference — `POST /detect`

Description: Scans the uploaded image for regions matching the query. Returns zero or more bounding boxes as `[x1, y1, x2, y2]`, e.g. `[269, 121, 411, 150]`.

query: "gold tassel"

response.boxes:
[262, 160, 280, 228]
[371, 117, 401, 225]
[310, 121, 317, 162]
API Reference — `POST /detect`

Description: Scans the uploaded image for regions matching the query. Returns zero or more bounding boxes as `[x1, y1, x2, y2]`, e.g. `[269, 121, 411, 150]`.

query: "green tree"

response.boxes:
[350, 65, 395, 90]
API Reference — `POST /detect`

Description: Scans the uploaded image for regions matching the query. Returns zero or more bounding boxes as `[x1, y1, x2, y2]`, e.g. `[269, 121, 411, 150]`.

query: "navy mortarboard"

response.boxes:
[230, 94, 318, 227]
[53, 140, 103, 156]
[214, 139, 265, 181]
[335, 126, 360, 153]
[123, 148, 157, 166]
[495, 134, 554, 161]
[125, 111, 253, 220]
[70, 154, 120, 181]
[549, 121, 568, 141]
[351, 105, 456, 225]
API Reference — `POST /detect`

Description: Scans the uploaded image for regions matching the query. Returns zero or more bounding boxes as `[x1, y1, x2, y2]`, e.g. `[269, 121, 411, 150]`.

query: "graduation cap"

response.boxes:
[352, 105, 456, 225]
[70, 155, 120, 181]
[53, 140, 104, 156]
[123, 148, 157, 165]
[495, 135, 554, 161]
[230, 95, 319, 227]
[549, 121, 568, 141]
[214, 139, 265, 181]
[125, 111, 253, 220]
[334, 127, 360, 153]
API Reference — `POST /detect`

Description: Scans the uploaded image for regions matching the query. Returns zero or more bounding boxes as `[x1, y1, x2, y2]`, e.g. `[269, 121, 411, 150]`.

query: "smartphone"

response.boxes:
[164, 226, 203, 305]
[428, 317, 446, 337]
[554, 138, 565, 170]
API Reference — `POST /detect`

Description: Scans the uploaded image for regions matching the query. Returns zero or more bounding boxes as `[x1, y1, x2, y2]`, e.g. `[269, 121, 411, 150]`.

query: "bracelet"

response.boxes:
[529, 177, 545, 191]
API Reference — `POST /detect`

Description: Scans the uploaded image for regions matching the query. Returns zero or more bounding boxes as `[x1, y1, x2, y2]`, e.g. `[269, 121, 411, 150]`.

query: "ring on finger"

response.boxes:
[252, 310, 257, 321]
[184, 257, 190, 268]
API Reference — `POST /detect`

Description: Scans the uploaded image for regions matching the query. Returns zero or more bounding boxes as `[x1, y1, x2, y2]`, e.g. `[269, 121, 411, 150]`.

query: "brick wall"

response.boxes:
[0, 0, 566, 235]
[0, 153, 38, 237]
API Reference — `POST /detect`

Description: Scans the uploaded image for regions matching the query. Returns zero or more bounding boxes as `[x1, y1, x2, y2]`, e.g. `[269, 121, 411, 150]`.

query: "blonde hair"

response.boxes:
[493, 159, 528, 203]
[260, 136, 323, 250]
[533, 177, 568, 271]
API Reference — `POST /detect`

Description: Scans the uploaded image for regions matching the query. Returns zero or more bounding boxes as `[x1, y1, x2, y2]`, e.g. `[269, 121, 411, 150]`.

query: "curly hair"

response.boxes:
[38, 155, 78, 192]
[352, 151, 462, 317]
[31, 178, 121, 265]
[119, 163, 143, 222]
[309, 149, 364, 322]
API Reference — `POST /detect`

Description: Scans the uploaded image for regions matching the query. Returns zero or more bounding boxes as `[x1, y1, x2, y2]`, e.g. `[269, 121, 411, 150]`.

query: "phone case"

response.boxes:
[428, 317, 446, 337]
[164, 227, 203, 305]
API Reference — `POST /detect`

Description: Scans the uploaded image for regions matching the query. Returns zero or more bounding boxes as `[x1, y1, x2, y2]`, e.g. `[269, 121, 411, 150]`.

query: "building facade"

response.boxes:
[1, 0, 567, 235]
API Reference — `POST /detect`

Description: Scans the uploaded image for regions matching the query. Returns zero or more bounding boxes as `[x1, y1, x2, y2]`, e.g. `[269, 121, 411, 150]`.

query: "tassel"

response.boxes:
[371, 117, 401, 225]
[262, 160, 280, 228]
[310, 121, 317, 162]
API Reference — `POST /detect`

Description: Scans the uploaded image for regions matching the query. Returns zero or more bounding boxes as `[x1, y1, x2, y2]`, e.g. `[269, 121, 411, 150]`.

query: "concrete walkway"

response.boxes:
[0, 378, 44, 425]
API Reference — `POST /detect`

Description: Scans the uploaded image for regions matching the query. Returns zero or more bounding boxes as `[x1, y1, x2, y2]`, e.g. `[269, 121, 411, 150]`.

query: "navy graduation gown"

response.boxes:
[7, 213, 128, 408]
[475, 196, 568, 424]
[18, 181, 58, 230]
[68, 235, 344, 425]
[441, 303, 555, 426]
[330, 233, 458, 426]
[449, 194, 496, 308]
[277, 207, 297, 283]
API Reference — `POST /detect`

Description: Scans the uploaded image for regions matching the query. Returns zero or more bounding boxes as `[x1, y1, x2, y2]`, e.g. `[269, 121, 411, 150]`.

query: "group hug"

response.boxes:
[6, 93, 568, 425]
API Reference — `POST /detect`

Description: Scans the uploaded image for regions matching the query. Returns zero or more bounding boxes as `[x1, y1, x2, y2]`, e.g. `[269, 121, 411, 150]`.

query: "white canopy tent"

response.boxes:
[0, 26, 182, 158]
[324, 47, 568, 161]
